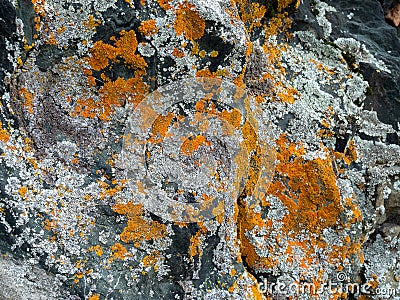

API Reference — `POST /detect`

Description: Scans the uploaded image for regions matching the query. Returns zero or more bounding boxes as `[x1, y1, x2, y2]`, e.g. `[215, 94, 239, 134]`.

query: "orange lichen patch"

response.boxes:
[142, 253, 158, 267]
[84, 15, 101, 29]
[343, 140, 358, 165]
[270, 135, 341, 234]
[172, 48, 185, 58]
[0, 122, 10, 143]
[112, 201, 167, 244]
[138, 20, 158, 37]
[88, 294, 100, 300]
[56, 26, 66, 34]
[71, 157, 79, 165]
[191, 41, 199, 55]
[88, 245, 103, 257]
[219, 109, 242, 129]
[232, 9, 299, 104]
[277, 0, 298, 12]
[43, 219, 58, 231]
[241, 121, 258, 155]
[210, 50, 219, 58]
[228, 280, 238, 293]
[238, 135, 364, 273]
[98, 179, 127, 199]
[158, 0, 172, 10]
[110, 243, 132, 261]
[333, 139, 358, 167]
[181, 135, 212, 156]
[237, 203, 272, 269]
[188, 224, 207, 259]
[88, 41, 117, 71]
[174, 3, 206, 40]
[19, 88, 35, 114]
[18, 186, 28, 197]
[250, 283, 264, 300]
[274, 85, 299, 103]
[151, 112, 175, 140]
[141, 252, 161, 272]
[114, 30, 147, 72]
[76, 76, 147, 121]
[198, 50, 206, 58]
[196, 69, 217, 78]
[369, 274, 379, 290]
[46, 32, 57, 45]
[228, 275, 264, 299]
[80, 30, 148, 120]
[233, 0, 266, 31]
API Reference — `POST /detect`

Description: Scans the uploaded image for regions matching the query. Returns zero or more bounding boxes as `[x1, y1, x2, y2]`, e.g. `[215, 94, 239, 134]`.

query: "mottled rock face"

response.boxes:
[0, 0, 400, 299]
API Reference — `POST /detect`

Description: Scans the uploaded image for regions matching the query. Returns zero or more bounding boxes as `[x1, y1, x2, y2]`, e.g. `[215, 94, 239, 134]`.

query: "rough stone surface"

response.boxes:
[0, 0, 399, 299]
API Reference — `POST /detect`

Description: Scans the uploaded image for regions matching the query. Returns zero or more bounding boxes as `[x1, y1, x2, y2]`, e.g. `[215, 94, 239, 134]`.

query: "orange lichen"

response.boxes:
[174, 3, 206, 40]
[112, 201, 167, 244]
[238, 134, 364, 275]
[141, 252, 161, 272]
[76, 76, 147, 121]
[138, 20, 158, 37]
[148, 112, 175, 143]
[181, 135, 212, 156]
[110, 243, 132, 261]
[233, 0, 266, 31]
[57, 26, 66, 34]
[46, 32, 57, 45]
[98, 179, 127, 199]
[158, 0, 172, 10]
[78, 30, 148, 120]
[18, 186, 28, 197]
[210, 50, 219, 58]
[0, 122, 10, 143]
[220, 109, 242, 129]
[343, 140, 358, 165]
[198, 50, 206, 58]
[88, 294, 100, 300]
[88, 245, 103, 257]
[188, 224, 207, 259]
[196, 69, 217, 78]
[88, 41, 117, 71]
[172, 48, 185, 58]
[277, 0, 299, 12]
[84, 15, 101, 29]
[252, 13, 299, 103]
[19, 88, 35, 114]
[43, 219, 58, 231]
[114, 30, 147, 72]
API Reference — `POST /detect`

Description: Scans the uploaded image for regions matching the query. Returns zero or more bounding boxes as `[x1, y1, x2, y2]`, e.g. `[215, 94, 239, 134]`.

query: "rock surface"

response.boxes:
[0, 0, 399, 299]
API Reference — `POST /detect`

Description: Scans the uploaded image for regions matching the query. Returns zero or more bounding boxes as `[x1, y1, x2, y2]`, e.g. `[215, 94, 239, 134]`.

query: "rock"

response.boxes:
[327, 0, 400, 132]
[380, 223, 400, 240]
[0, 0, 400, 298]
[0, 255, 77, 300]
[385, 2, 400, 27]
